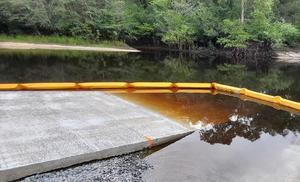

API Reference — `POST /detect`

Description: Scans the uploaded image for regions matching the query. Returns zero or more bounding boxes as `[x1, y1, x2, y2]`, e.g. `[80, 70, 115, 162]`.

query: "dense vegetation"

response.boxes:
[0, 0, 299, 50]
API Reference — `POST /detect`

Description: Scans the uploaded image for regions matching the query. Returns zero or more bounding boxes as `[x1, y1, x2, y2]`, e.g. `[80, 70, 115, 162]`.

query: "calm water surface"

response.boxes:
[1, 49, 300, 181]
[1, 49, 300, 101]
[118, 93, 300, 181]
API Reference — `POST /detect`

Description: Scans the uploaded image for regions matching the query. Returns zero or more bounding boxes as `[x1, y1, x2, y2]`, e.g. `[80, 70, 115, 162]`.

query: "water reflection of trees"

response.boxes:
[0, 50, 196, 82]
[199, 106, 300, 145]
[0, 50, 298, 99]
[202, 63, 293, 93]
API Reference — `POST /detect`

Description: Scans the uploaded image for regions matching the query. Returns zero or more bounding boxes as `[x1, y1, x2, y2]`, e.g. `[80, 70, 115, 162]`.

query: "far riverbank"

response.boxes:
[0, 42, 140, 52]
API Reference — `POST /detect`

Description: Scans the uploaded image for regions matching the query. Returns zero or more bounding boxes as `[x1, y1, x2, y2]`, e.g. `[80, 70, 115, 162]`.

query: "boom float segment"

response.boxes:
[212, 83, 241, 94]
[129, 82, 174, 88]
[240, 88, 275, 103]
[21, 83, 77, 90]
[174, 83, 212, 89]
[0, 84, 19, 90]
[0, 82, 300, 111]
[78, 82, 129, 89]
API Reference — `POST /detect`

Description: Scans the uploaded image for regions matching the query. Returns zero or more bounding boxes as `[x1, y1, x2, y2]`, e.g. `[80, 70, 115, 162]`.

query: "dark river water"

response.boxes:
[1, 49, 300, 181]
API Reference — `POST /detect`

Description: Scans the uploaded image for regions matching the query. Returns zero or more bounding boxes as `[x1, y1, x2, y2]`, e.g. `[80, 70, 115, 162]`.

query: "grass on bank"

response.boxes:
[0, 34, 130, 48]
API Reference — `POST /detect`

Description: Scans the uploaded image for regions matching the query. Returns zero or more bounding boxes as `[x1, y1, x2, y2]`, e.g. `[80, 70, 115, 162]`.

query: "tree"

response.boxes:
[122, 0, 155, 40]
[247, 0, 299, 47]
[0, 0, 298, 48]
[276, 0, 300, 28]
[151, 0, 198, 49]
[218, 19, 250, 48]
[240, 0, 245, 23]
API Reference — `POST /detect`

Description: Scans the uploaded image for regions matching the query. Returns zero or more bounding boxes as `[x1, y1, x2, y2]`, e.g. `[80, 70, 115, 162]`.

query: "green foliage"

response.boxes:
[0, 0, 299, 48]
[218, 0, 299, 48]
[122, 1, 155, 39]
[275, 0, 300, 28]
[160, 11, 195, 45]
[218, 19, 250, 48]
[275, 23, 300, 47]
[151, 0, 198, 48]
[246, 0, 278, 44]
[194, 4, 220, 37]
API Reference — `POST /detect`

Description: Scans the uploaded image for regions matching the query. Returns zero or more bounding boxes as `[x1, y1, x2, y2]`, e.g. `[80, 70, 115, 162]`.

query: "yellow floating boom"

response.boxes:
[0, 82, 299, 111]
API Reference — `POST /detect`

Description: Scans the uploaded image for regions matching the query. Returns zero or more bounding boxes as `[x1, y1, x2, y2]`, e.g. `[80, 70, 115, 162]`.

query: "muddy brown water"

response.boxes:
[1, 49, 300, 181]
[117, 93, 300, 182]
[116, 93, 257, 127]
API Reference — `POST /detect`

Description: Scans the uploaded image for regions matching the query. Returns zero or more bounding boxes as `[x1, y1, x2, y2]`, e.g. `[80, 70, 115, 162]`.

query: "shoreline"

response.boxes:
[1, 41, 299, 63]
[139, 46, 300, 63]
[0, 42, 140, 53]
[274, 49, 300, 63]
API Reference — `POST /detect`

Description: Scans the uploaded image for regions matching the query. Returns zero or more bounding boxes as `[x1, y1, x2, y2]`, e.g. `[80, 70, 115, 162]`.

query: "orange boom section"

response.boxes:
[78, 82, 129, 89]
[0, 84, 20, 90]
[21, 83, 77, 90]
[0, 82, 299, 111]
[129, 82, 174, 88]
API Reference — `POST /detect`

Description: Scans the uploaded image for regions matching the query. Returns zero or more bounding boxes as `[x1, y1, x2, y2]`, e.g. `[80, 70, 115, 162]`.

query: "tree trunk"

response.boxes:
[241, 0, 245, 23]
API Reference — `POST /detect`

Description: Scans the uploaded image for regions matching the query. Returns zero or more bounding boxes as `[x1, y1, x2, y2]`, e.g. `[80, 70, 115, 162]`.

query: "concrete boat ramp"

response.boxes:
[0, 91, 192, 181]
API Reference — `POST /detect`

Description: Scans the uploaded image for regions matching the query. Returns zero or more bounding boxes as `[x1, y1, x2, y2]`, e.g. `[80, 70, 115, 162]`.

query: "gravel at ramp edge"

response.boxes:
[18, 152, 152, 182]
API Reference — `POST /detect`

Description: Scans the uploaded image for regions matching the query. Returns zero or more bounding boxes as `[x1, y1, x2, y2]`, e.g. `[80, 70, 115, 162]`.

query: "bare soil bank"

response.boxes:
[275, 49, 300, 63]
[0, 42, 140, 52]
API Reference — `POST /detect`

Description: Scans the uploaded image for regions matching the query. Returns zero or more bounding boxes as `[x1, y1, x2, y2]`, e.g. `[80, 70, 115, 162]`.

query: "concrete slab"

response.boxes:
[0, 91, 191, 182]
